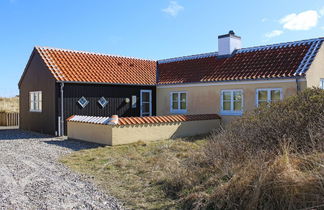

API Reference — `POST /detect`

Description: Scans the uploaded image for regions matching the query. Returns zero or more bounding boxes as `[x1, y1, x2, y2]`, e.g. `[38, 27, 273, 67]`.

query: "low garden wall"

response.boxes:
[67, 114, 221, 146]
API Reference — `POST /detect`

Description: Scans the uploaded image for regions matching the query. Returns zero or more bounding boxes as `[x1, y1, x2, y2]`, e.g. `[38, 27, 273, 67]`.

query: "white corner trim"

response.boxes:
[157, 78, 306, 89]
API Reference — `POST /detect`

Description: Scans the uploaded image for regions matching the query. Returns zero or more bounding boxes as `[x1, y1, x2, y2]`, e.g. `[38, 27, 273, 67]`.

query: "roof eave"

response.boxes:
[56, 80, 156, 86]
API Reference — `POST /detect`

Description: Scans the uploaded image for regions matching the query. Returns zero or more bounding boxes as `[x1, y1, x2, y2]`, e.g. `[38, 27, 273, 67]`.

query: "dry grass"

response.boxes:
[160, 88, 324, 210]
[0, 97, 19, 113]
[62, 88, 324, 209]
[60, 137, 207, 209]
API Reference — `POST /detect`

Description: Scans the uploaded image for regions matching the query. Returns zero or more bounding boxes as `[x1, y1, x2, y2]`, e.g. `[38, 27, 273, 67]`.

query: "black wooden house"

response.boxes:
[19, 47, 156, 135]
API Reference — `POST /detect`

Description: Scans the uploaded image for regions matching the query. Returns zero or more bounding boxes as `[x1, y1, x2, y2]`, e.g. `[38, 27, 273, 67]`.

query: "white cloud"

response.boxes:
[279, 10, 319, 30]
[162, 1, 184, 17]
[265, 30, 283, 38]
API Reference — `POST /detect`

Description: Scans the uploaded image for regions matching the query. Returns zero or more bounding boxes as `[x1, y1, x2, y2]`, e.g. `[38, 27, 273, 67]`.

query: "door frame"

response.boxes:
[140, 89, 152, 117]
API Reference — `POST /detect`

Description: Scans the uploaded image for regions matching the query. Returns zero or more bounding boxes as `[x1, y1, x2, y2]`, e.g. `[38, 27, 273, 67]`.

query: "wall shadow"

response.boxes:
[44, 139, 105, 151]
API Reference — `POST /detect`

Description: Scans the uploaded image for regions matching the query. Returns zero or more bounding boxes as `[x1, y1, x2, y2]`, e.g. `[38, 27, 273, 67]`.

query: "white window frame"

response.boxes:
[29, 91, 42, 112]
[220, 89, 243, 116]
[78, 96, 89, 108]
[320, 79, 324, 89]
[256, 88, 283, 107]
[170, 91, 187, 114]
[140, 90, 152, 117]
[98, 97, 108, 108]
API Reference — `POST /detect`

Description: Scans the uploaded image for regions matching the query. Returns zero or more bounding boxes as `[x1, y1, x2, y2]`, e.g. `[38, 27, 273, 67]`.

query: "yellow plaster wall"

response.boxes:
[67, 119, 220, 146]
[67, 122, 113, 145]
[157, 80, 298, 123]
[112, 119, 220, 145]
[306, 43, 324, 87]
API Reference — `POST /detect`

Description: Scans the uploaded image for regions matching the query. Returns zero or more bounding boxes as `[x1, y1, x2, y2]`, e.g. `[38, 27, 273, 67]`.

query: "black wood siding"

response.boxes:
[19, 50, 57, 135]
[56, 83, 156, 134]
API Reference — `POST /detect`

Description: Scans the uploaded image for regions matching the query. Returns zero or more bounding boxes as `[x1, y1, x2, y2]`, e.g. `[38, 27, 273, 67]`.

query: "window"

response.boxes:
[29, 91, 42, 112]
[78, 96, 89, 108]
[320, 79, 324, 89]
[132, 95, 137, 108]
[220, 90, 243, 115]
[256, 88, 282, 107]
[98, 97, 108, 108]
[170, 92, 187, 113]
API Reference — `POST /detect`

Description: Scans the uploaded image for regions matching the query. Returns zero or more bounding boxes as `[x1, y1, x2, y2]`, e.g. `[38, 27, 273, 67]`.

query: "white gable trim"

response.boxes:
[157, 78, 306, 89]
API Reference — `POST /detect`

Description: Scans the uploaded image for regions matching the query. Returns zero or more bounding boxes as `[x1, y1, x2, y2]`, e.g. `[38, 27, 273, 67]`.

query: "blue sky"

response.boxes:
[1, 0, 324, 97]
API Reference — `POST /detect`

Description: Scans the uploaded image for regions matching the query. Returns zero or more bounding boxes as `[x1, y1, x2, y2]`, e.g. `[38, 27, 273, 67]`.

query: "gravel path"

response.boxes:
[0, 129, 123, 210]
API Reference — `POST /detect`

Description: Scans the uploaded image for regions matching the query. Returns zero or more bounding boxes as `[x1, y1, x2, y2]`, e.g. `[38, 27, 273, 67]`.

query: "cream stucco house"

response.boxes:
[156, 31, 324, 124]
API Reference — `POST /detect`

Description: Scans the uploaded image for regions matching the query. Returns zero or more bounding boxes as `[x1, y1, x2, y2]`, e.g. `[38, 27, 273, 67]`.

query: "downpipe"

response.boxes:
[60, 82, 64, 136]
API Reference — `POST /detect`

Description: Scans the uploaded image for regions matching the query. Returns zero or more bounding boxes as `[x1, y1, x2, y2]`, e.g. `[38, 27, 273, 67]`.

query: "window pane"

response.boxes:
[38, 92, 42, 102]
[233, 91, 242, 100]
[142, 92, 150, 102]
[172, 102, 178, 110]
[180, 93, 186, 103]
[223, 101, 231, 111]
[142, 103, 150, 113]
[258, 90, 268, 101]
[34, 101, 38, 111]
[39, 100, 42, 111]
[234, 101, 242, 111]
[30, 100, 34, 111]
[271, 90, 280, 101]
[172, 93, 178, 102]
[223, 91, 231, 100]
[180, 102, 186, 110]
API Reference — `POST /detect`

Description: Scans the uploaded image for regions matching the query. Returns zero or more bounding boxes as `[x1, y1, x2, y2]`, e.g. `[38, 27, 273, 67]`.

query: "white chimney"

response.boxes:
[218, 30, 242, 56]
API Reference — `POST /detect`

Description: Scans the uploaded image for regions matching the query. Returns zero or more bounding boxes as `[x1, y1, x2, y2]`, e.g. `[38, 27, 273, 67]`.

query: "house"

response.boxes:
[18, 48, 156, 135]
[19, 31, 324, 135]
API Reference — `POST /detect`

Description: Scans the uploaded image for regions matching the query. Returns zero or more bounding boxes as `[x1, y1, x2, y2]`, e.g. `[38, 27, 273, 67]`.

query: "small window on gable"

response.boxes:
[220, 90, 243, 115]
[78, 96, 89, 108]
[170, 92, 187, 114]
[98, 97, 108, 108]
[256, 88, 282, 107]
[29, 91, 42, 112]
[320, 79, 324, 89]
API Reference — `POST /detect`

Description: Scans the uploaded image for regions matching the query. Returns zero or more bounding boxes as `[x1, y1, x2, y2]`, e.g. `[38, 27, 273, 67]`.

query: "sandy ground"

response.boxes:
[0, 129, 123, 210]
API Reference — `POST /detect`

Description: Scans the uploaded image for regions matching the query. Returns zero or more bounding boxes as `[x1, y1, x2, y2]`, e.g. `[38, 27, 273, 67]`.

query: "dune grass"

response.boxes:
[0, 97, 19, 113]
[60, 137, 207, 209]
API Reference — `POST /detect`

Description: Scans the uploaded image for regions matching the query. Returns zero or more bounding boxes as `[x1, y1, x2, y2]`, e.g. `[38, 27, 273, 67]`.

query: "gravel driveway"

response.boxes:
[0, 129, 123, 209]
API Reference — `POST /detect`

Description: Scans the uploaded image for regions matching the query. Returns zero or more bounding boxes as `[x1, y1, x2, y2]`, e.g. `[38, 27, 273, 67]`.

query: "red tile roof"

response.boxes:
[67, 114, 220, 126]
[36, 47, 157, 85]
[157, 38, 323, 84]
[35, 38, 323, 86]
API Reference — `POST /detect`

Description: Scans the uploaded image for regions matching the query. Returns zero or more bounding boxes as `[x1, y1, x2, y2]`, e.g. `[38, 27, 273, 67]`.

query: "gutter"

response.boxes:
[296, 78, 300, 94]
[60, 82, 64, 136]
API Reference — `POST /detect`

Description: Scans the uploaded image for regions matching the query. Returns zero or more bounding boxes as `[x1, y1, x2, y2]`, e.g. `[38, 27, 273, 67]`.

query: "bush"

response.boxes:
[160, 88, 324, 210]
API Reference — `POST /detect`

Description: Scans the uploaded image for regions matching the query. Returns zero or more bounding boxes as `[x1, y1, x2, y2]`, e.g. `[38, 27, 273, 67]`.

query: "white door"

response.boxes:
[140, 90, 152, 117]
